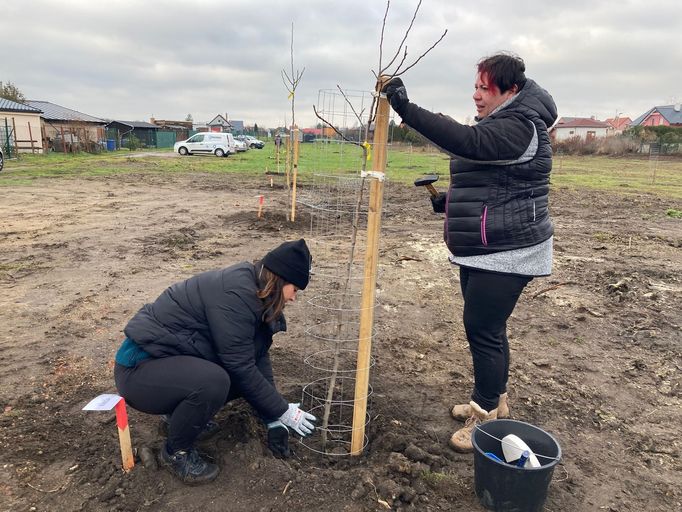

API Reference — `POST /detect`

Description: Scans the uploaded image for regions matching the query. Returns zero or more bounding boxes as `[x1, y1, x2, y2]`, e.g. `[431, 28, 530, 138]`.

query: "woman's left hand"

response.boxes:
[266, 420, 291, 458]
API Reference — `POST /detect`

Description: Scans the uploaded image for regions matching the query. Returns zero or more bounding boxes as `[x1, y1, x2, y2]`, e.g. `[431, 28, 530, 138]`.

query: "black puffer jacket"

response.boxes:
[124, 262, 289, 420]
[399, 79, 558, 256]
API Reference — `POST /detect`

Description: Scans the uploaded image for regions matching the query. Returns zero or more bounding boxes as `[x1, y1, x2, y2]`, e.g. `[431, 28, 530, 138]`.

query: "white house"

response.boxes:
[552, 117, 611, 141]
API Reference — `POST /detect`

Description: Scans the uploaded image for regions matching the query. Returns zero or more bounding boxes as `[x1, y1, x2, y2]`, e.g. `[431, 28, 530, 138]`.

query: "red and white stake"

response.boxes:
[115, 399, 135, 472]
[83, 393, 135, 472]
[257, 195, 264, 219]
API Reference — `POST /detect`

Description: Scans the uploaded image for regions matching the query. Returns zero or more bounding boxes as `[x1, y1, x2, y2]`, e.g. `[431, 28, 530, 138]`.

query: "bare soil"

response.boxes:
[0, 169, 680, 511]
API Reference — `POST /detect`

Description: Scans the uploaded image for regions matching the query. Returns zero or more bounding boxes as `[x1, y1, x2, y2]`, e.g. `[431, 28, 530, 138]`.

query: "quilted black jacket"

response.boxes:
[399, 79, 558, 256]
[124, 262, 289, 419]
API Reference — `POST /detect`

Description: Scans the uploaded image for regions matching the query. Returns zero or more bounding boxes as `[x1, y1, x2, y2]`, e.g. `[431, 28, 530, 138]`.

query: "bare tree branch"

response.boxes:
[382, 0, 421, 71]
[387, 47, 409, 78]
[281, 70, 292, 93]
[336, 85, 367, 135]
[377, 0, 390, 82]
[392, 29, 448, 77]
[313, 106, 360, 147]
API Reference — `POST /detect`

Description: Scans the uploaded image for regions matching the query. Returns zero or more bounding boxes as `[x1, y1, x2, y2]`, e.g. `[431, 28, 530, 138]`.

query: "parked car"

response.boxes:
[236, 135, 265, 149]
[233, 138, 248, 152]
[0, 145, 3, 172]
[174, 132, 236, 157]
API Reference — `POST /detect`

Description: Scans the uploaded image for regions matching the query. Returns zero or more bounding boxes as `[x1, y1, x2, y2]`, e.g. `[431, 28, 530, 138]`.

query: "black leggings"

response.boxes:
[460, 266, 532, 411]
[114, 356, 240, 452]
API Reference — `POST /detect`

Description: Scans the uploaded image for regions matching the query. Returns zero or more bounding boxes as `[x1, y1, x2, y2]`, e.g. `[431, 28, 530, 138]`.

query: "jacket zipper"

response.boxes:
[445, 187, 452, 245]
[480, 205, 488, 246]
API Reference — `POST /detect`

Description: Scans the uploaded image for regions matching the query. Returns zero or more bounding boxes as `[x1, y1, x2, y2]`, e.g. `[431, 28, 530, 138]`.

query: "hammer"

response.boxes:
[414, 175, 439, 198]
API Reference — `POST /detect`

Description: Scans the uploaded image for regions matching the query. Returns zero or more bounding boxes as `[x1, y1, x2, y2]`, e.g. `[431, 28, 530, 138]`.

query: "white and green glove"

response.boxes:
[279, 403, 317, 437]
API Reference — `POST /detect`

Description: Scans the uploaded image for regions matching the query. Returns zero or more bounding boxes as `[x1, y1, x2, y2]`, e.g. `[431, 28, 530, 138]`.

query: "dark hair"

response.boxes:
[256, 263, 287, 323]
[477, 52, 526, 94]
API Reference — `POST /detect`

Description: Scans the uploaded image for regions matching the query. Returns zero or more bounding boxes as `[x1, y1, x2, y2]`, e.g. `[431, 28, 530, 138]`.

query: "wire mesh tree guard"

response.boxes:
[298, 87, 381, 455]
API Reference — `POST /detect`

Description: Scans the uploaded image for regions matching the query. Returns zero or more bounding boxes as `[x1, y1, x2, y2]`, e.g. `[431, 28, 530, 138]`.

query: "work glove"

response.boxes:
[266, 420, 291, 458]
[382, 77, 409, 116]
[279, 403, 317, 437]
[431, 192, 447, 213]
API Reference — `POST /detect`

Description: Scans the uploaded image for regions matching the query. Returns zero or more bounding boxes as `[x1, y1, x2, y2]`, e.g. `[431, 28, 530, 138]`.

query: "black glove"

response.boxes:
[430, 192, 446, 213]
[267, 421, 291, 458]
[382, 77, 409, 115]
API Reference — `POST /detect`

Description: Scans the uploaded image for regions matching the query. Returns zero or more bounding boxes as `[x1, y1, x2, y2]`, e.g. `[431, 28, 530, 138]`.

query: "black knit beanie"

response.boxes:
[262, 239, 311, 290]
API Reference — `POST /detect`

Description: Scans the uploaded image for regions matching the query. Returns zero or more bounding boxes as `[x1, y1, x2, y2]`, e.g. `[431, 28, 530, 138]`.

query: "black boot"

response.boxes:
[158, 444, 220, 484]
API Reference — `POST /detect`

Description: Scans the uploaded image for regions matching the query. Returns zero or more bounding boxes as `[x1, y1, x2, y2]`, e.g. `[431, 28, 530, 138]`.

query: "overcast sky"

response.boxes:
[3, 0, 681, 129]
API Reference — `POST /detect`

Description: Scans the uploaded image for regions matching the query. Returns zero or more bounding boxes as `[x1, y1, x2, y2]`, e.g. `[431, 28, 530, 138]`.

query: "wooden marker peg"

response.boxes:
[257, 195, 264, 219]
[114, 399, 135, 472]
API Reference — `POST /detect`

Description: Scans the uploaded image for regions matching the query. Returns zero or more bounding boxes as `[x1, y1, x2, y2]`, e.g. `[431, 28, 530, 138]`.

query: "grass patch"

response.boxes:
[666, 208, 682, 218]
[2, 148, 680, 199]
[552, 155, 682, 199]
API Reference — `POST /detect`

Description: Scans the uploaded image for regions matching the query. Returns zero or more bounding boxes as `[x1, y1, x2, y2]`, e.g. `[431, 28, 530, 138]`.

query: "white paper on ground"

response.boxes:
[83, 394, 122, 411]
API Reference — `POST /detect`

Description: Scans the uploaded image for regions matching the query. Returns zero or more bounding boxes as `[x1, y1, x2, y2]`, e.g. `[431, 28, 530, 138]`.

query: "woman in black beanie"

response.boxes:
[113, 239, 316, 484]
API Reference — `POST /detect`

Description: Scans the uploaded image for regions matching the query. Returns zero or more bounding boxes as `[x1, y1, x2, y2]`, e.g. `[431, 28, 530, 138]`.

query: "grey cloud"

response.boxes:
[3, 0, 680, 126]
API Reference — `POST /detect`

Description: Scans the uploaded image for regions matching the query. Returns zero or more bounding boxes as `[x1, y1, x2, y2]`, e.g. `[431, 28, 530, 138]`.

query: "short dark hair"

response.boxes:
[477, 53, 526, 94]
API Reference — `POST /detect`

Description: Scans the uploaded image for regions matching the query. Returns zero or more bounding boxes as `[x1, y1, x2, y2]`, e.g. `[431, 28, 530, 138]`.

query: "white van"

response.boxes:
[174, 132, 236, 157]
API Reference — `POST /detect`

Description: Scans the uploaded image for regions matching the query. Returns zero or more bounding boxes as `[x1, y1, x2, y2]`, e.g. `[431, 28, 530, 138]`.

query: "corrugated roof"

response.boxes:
[25, 100, 105, 123]
[108, 120, 159, 129]
[556, 117, 610, 128]
[632, 105, 682, 126]
[0, 97, 42, 113]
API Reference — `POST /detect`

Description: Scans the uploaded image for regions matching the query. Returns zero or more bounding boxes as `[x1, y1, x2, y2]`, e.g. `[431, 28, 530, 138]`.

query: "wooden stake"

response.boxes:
[11, 117, 19, 156]
[257, 195, 264, 219]
[285, 133, 291, 188]
[290, 128, 300, 221]
[351, 80, 390, 456]
[41, 125, 47, 153]
[114, 399, 135, 472]
[60, 126, 67, 154]
[28, 122, 36, 154]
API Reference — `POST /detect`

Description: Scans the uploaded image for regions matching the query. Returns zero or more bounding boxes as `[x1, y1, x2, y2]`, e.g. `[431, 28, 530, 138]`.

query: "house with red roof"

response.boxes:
[605, 116, 632, 135]
[552, 117, 611, 141]
[631, 104, 682, 127]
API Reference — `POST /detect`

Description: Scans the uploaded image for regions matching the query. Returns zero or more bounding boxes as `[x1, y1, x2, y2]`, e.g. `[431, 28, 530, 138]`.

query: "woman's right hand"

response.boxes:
[431, 192, 447, 213]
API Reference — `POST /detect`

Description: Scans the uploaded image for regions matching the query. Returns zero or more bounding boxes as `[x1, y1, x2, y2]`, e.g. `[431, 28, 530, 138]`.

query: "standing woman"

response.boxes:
[383, 53, 557, 452]
[114, 239, 317, 483]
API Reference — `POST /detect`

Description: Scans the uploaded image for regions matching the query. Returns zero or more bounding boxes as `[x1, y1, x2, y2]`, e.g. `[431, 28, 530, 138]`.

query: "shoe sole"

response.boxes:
[157, 450, 220, 485]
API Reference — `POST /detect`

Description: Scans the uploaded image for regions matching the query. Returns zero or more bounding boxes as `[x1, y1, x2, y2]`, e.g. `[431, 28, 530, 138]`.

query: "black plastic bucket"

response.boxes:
[472, 419, 561, 512]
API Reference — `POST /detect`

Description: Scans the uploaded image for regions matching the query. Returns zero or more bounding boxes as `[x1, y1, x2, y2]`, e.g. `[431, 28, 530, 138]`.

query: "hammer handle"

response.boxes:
[425, 184, 438, 198]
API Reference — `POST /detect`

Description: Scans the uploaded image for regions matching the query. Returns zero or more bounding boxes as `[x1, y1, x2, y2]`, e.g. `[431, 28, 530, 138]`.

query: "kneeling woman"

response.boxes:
[114, 239, 317, 484]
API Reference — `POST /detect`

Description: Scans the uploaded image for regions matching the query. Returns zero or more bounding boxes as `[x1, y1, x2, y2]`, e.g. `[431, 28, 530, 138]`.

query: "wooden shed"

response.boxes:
[25, 100, 107, 153]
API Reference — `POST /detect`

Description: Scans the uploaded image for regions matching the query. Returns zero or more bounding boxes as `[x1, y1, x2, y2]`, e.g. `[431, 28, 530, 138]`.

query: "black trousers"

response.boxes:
[114, 356, 240, 452]
[459, 266, 532, 412]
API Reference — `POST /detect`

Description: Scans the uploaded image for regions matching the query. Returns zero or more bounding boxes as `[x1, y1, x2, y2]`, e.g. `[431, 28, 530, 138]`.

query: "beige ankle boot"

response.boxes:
[451, 392, 509, 421]
[448, 401, 497, 453]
